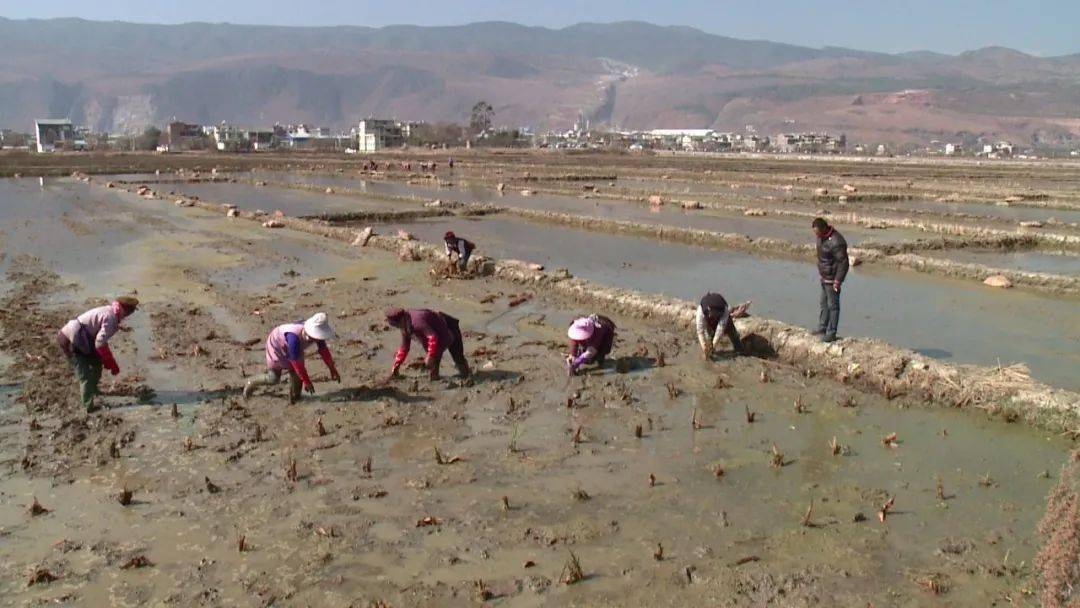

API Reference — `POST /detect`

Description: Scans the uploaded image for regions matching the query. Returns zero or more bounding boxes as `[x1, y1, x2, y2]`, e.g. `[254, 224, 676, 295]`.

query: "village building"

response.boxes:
[164, 120, 206, 152]
[34, 118, 75, 153]
[356, 119, 407, 152]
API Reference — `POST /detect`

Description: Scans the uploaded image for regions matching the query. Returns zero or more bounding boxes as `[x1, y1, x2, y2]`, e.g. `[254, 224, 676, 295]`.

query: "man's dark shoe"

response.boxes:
[85, 403, 101, 413]
[810, 329, 826, 336]
[821, 334, 838, 343]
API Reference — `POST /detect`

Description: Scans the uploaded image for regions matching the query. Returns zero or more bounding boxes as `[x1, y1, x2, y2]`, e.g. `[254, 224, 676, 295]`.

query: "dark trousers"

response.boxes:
[593, 316, 616, 365]
[436, 314, 469, 373]
[817, 281, 841, 338]
[716, 318, 744, 352]
[457, 249, 472, 271]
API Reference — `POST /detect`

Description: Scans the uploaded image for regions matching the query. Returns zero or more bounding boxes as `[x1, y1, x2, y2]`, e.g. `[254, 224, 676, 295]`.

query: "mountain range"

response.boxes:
[1, 18, 1078, 146]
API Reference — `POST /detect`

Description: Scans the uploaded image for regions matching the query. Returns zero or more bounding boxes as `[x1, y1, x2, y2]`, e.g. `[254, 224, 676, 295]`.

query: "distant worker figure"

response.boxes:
[566, 314, 617, 376]
[448, 157, 454, 169]
[243, 313, 339, 403]
[385, 308, 471, 381]
[811, 217, 849, 343]
[696, 293, 751, 359]
[56, 296, 139, 412]
[443, 231, 476, 273]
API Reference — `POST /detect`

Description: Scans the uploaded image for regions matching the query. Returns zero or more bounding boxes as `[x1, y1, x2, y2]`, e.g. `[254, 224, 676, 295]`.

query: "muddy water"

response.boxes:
[615, 176, 789, 199]
[393, 216, 1080, 389]
[0, 174, 1074, 605]
[0, 178, 147, 279]
[249, 169, 373, 192]
[926, 249, 1080, 276]
[871, 198, 1080, 225]
[247, 171, 927, 244]
[168, 181, 400, 217]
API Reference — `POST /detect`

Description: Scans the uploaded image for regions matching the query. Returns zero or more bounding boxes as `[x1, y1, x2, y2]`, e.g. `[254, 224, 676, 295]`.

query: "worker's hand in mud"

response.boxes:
[381, 370, 399, 385]
[702, 347, 712, 360]
[330, 369, 341, 383]
[303, 382, 315, 395]
[109, 366, 120, 376]
[833, 280, 841, 294]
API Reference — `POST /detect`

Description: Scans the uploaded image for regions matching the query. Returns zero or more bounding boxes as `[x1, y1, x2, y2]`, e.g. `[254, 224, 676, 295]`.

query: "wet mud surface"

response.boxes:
[53, 167, 1080, 386]
[169, 181, 401, 217]
[1, 152, 1078, 606]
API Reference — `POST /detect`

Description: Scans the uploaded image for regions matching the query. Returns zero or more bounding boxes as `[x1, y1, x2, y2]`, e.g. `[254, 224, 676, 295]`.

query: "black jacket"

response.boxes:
[816, 229, 849, 283]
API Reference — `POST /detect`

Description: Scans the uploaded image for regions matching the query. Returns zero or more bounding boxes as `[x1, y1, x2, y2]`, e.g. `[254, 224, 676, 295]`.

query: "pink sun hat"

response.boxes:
[567, 317, 595, 341]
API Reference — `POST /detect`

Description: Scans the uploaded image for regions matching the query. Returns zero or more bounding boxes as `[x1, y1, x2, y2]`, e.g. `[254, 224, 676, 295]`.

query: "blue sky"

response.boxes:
[1, 0, 1077, 56]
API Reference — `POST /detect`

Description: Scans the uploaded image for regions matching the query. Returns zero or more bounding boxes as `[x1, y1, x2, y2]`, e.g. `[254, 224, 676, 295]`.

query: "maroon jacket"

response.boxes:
[392, 309, 453, 368]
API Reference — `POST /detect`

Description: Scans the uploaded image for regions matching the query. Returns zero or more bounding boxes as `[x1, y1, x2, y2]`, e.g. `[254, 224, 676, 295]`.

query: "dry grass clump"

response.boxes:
[1036, 450, 1080, 608]
[945, 362, 1032, 409]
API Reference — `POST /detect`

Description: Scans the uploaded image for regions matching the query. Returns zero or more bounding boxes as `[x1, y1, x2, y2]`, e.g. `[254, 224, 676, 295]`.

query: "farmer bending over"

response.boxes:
[243, 313, 339, 403]
[56, 296, 139, 412]
[385, 308, 471, 381]
[696, 292, 751, 359]
[566, 314, 617, 376]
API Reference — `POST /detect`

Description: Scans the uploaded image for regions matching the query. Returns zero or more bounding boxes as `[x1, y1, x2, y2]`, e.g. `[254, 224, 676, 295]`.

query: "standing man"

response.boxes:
[243, 313, 340, 403]
[384, 308, 471, 381]
[812, 217, 849, 343]
[443, 231, 476, 273]
[696, 293, 751, 359]
[56, 296, 139, 412]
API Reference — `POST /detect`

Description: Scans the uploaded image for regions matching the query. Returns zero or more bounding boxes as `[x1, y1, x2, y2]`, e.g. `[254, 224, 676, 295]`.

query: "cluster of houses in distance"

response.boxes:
[3, 116, 1066, 160]
[24, 118, 406, 154]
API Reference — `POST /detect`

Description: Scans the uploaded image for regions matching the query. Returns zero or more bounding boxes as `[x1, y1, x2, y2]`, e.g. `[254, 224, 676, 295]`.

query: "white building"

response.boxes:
[981, 141, 1014, 159]
[34, 118, 74, 153]
[356, 119, 406, 152]
[944, 143, 963, 156]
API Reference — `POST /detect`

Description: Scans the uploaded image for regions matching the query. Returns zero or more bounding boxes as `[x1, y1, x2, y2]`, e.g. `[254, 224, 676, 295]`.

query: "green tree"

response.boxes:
[408, 122, 465, 147]
[135, 126, 162, 151]
[469, 101, 494, 136]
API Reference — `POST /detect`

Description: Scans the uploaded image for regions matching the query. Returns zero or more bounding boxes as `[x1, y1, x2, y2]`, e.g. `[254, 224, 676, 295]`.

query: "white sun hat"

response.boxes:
[304, 312, 335, 340]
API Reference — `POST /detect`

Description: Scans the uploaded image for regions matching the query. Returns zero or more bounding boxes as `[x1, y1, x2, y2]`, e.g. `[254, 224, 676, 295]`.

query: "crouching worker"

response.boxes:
[56, 296, 139, 412]
[697, 293, 751, 359]
[443, 231, 475, 273]
[384, 308, 471, 381]
[566, 314, 616, 376]
[243, 313, 339, 403]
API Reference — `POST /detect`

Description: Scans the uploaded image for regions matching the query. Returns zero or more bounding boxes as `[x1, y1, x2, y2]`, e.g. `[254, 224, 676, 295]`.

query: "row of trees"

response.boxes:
[404, 101, 508, 148]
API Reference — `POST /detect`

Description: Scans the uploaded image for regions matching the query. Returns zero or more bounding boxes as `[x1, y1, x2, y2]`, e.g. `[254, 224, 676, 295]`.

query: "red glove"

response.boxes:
[392, 346, 408, 374]
[319, 347, 340, 382]
[97, 345, 120, 375]
[424, 334, 441, 369]
[289, 359, 314, 392]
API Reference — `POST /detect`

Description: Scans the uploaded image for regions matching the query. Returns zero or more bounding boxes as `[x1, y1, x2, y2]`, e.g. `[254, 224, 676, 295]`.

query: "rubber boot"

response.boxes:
[455, 362, 471, 379]
[287, 372, 302, 404]
[243, 370, 279, 400]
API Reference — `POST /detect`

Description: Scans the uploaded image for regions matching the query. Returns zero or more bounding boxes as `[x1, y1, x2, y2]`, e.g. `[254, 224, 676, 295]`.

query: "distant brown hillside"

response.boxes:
[0, 18, 1076, 146]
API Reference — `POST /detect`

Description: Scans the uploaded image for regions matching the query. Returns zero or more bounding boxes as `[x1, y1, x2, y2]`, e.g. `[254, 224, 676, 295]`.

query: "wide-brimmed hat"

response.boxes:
[567, 317, 594, 341]
[304, 312, 335, 340]
[444, 231, 456, 240]
[115, 296, 140, 313]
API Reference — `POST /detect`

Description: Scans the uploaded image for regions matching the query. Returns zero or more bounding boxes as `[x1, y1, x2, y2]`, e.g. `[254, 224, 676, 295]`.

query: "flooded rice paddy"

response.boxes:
[393, 216, 1080, 389]
[0, 161, 1076, 605]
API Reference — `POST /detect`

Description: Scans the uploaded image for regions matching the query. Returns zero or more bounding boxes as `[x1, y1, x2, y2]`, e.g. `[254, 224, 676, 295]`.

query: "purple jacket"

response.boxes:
[393, 309, 454, 367]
